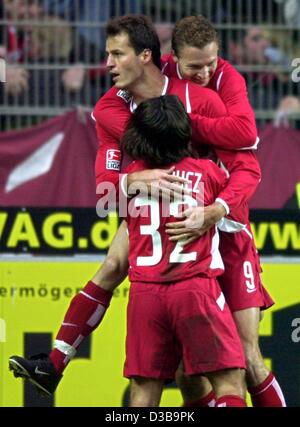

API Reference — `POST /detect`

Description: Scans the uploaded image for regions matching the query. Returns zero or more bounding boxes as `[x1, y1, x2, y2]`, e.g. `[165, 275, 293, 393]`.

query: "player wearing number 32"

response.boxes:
[121, 94, 247, 407]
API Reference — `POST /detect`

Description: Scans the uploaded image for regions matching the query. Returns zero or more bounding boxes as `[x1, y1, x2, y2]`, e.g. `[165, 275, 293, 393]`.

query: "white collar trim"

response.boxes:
[130, 76, 169, 112]
[176, 63, 183, 79]
[162, 75, 169, 94]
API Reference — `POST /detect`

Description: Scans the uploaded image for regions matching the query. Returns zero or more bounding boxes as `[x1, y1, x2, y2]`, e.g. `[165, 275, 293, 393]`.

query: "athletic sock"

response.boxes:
[183, 390, 216, 407]
[248, 372, 286, 407]
[50, 281, 113, 374]
[216, 395, 247, 407]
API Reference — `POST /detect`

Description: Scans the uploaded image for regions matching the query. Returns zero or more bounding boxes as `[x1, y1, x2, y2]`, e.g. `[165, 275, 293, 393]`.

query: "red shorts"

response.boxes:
[219, 227, 274, 312]
[124, 277, 246, 381]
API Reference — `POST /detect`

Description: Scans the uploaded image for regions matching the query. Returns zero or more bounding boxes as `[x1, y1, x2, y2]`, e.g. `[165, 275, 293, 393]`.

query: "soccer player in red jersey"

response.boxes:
[9, 15, 284, 407]
[160, 16, 286, 408]
[121, 94, 246, 407]
[161, 17, 259, 150]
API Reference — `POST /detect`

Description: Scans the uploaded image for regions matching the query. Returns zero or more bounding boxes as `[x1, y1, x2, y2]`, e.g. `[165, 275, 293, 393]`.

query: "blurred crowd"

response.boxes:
[1, 0, 108, 106]
[1, 0, 300, 128]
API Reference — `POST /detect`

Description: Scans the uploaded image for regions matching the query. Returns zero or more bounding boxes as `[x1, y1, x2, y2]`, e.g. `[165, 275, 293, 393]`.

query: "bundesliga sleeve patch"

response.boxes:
[106, 149, 121, 170]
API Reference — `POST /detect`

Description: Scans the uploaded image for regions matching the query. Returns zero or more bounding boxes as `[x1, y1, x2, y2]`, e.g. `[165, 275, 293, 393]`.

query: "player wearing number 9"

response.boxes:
[120, 94, 247, 407]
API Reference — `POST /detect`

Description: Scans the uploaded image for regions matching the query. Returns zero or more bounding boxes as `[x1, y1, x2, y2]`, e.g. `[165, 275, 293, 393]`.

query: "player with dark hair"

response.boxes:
[9, 15, 280, 407]
[121, 94, 246, 407]
[106, 14, 161, 70]
[122, 96, 192, 165]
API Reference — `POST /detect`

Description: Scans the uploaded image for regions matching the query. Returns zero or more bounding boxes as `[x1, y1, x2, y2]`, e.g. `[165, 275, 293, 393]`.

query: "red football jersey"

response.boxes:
[125, 157, 227, 282]
[92, 76, 261, 215]
[161, 54, 258, 150]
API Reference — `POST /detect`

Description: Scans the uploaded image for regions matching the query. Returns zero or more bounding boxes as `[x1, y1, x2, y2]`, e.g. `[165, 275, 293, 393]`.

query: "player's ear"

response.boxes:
[141, 48, 152, 64]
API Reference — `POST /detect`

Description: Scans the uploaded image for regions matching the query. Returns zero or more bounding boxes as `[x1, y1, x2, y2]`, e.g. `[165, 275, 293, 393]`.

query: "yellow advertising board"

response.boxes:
[0, 259, 299, 407]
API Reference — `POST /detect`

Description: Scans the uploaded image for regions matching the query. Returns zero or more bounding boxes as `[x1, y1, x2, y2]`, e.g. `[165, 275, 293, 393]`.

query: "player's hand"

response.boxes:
[166, 202, 227, 245]
[166, 206, 205, 245]
[127, 167, 191, 200]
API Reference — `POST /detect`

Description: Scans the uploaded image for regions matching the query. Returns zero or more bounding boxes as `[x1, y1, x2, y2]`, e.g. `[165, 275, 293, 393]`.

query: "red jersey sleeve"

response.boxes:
[203, 160, 228, 199]
[187, 81, 261, 213]
[190, 62, 258, 150]
[188, 81, 227, 118]
[214, 148, 261, 213]
[162, 53, 258, 150]
[93, 87, 132, 197]
[94, 123, 121, 190]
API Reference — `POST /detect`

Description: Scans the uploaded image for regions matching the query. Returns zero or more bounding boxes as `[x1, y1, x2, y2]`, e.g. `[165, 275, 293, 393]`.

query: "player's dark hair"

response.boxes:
[172, 15, 219, 57]
[106, 15, 161, 69]
[121, 95, 192, 167]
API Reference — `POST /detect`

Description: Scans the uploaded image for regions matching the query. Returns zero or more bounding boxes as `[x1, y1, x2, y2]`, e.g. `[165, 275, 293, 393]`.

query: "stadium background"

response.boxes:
[1, 0, 300, 407]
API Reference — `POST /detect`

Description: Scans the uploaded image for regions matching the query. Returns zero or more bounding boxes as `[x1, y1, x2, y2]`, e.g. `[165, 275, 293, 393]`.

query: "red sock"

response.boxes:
[248, 372, 286, 407]
[216, 395, 247, 407]
[50, 281, 112, 374]
[183, 391, 216, 407]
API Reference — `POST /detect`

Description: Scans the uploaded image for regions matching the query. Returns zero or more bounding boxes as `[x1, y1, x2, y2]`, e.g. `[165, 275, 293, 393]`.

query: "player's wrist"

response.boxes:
[208, 201, 227, 222]
[215, 198, 230, 216]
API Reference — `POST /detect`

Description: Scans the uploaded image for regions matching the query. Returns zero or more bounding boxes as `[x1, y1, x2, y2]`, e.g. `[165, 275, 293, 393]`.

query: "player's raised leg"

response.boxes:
[9, 221, 129, 395]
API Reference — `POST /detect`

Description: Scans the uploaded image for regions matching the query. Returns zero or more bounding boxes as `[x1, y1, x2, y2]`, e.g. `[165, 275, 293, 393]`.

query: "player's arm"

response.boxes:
[190, 70, 258, 150]
[186, 149, 261, 235]
[166, 161, 229, 244]
[94, 116, 181, 199]
[165, 149, 261, 241]
[214, 148, 261, 214]
[94, 122, 122, 191]
[190, 85, 261, 212]
[166, 86, 260, 239]
[94, 97, 188, 200]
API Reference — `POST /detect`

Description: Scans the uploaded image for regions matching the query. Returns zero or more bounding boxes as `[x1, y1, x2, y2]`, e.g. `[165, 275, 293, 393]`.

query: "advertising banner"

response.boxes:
[0, 208, 299, 256]
[0, 260, 300, 407]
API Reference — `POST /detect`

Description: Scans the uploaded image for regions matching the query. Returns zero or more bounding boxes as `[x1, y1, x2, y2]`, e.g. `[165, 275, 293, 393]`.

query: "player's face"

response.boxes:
[174, 42, 218, 87]
[106, 33, 144, 90]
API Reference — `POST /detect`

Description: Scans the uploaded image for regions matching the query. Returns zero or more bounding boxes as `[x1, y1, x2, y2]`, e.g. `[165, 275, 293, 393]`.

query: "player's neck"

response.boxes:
[129, 66, 166, 105]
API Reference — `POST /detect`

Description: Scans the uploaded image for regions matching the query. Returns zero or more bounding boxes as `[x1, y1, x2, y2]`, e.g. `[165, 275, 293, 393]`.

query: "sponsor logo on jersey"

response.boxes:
[106, 149, 121, 170]
[116, 90, 131, 103]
